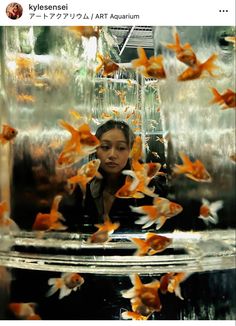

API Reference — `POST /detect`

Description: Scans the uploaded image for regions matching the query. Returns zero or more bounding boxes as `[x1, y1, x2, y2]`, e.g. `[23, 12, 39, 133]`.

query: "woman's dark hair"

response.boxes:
[95, 119, 135, 149]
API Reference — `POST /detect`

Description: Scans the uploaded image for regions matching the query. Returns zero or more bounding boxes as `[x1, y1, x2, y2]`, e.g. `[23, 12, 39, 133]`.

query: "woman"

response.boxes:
[62, 120, 167, 232]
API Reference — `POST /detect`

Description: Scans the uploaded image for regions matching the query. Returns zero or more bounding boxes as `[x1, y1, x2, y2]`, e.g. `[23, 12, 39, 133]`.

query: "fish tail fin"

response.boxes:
[210, 88, 223, 104]
[58, 119, 76, 134]
[130, 237, 149, 256]
[201, 53, 218, 76]
[132, 47, 148, 67]
[51, 195, 62, 213]
[46, 278, 60, 297]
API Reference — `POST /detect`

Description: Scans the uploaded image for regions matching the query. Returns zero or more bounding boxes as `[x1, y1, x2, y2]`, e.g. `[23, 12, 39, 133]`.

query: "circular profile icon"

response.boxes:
[6, 2, 23, 20]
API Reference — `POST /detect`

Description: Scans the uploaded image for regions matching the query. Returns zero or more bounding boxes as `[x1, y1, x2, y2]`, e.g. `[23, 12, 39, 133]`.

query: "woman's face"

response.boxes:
[96, 128, 130, 175]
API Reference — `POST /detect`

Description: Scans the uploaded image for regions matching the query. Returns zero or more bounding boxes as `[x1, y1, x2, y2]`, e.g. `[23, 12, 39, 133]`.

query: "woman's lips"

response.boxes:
[106, 162, 118, 167]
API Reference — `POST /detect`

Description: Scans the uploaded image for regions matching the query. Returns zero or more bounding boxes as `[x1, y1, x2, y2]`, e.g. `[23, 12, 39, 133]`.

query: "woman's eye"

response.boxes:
[101, 145, 110, 150]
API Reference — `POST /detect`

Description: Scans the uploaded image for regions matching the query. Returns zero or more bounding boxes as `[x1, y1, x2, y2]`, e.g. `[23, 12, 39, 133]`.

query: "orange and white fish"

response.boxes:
[66, 26, 100, 38]
[96, 53, 119, 76]
[87, 215, 120, 243]
[32, 195, 67, 231]
[173, 151, 212, 182]
[0, 124, 18, 144]
[121, 310, 150, 320]
[67, 159, 102, 195]
[130, 232, 172, 256]
[115, 160, 162, 199]
[224, 36, 236, 47]
[165, 31, 198, 66]
[9, 302, 41, 320]
[198, 198, 223, 225]
[160, 272, 189, 300]
[132, 48, 166, 79]
[129, 136, 143, 161]
[178, 53, 218, 81]
[130, 196, 183, 230]
[46, 272, 84, 299]
[210, 88, 236, 109]
[121, 274, 162, 313]
[0, 200, 19, 232]
[57, 120, 100, 168]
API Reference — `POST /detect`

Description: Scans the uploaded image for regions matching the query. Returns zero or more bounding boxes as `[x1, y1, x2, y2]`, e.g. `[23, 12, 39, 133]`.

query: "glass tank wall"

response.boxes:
[0, 26, 235, 320]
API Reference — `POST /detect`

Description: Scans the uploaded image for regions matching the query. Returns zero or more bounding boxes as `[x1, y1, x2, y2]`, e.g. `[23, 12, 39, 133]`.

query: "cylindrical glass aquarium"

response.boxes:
[0, 25, 235, 320]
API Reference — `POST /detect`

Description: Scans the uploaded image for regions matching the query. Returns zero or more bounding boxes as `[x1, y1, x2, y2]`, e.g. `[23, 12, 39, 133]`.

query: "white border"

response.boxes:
[0, 0, 235, 26]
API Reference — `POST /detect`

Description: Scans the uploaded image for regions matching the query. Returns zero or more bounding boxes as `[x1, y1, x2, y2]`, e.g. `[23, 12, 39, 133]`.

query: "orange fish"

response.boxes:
[32, 195, 67, 231]
[9, 302, 41, 320]
[46, 272, 84, 299]
[16, 93, 35, 103]
[129, 136, 143, 161]
[87, 215, 120, 243]
[57, 120, 100, 167]
[96, 53, 119, 76]
[178, 53, 218, 81]
[160, 272, 189, 300]
[0, 124, 18, 144]
[210, 88, 236, 109]
[0, 200, 19, 232]
[130, 196, 183, 230]
[130, 232, 172, 256]
[115, 160, 162, 199]
[121, 274, 162, 313]
[165, 31, 197, 66]
[198, 198, 223, 225]
[121, 310, 150, 320]
[229, 153, 236, 162]
[67, 159, 102, 195]
[132, 47, 166, 79]
[173, 151, 212, 182]
[66, 26, 100, 38]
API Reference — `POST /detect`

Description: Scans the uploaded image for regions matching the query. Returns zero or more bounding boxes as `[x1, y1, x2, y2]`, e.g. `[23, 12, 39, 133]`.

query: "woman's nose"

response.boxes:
[108, 147, 118, 158]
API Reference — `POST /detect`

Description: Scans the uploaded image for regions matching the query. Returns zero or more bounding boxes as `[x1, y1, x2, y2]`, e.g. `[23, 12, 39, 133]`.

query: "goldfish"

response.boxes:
[16, 93, 35, 103]
[15, 56, 35, 80]
[198, 198, 223, 225]
[96, 53, 119, 76]
[66, 26, 100, 38]
[57, 120, 100, 168]
[129, 135, 143, 161]
[173, 151, 212, 182]
[87, 215, 120, 243]
[229, 153, 236, 162]
[67, 159, 102, 195]
[132, 47, 166, 79]
[46, 272, 84, 299]
[130, 232, 172, 256]
[160, 272, 189, 300]
[210, 88, 236, 109]
[225, 36, 236, 47]
[121, 274, 162, 313]
[0, 124, 18, 144]
[178, 53, 218, 81]
[115, 90, 126, 104]
[9, 302, 41, 320]
[130, 196, 183, 230]
[121, 310, 150, 320]
[115, 160, 162, 199]
[32, 195, 67, 231]
[0, 200, 19, 232]
[165, 30, 197, 66]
